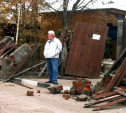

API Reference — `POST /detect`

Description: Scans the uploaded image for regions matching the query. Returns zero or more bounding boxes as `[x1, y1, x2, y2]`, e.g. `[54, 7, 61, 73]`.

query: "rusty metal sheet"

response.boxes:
[65, 22, 108, 78]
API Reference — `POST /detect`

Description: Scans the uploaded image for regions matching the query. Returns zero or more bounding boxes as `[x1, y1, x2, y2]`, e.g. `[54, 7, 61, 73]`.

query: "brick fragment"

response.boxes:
[63, 94, 70, 100]
[48, 85, 63, 94]
[72, 81, 77, 88]
[84, 80, 91, 87]
[82, 87, 92, 96]
[69, 87, 76, 95]
[27, 91, 34, 96]
[77, 94, 87, 101]
[37, 90, 40, 93]
[63, 90, 69, 94]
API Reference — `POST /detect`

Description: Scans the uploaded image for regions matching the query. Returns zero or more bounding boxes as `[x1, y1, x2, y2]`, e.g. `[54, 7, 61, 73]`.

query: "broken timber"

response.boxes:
[85, 88, 126, 111]
[38, 63, 47, 77]
[84, 57, 126, 111]
[14, 61, 45, 78]
[3, 44, 40, 82]
[104, 58, 126, 93]
[102, 48, 126, 82]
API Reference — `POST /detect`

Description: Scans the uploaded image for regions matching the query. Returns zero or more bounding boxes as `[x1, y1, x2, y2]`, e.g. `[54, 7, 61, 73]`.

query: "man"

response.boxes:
[44, 30, 62, 85]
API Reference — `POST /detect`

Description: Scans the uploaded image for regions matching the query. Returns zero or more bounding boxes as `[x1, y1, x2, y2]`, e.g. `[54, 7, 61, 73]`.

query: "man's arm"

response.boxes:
[55, 39, 62, 55]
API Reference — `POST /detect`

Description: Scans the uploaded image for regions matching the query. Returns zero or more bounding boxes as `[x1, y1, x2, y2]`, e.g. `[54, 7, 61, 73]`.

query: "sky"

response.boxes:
[46, 0, 126, 11]
[92, 0, 126, 11]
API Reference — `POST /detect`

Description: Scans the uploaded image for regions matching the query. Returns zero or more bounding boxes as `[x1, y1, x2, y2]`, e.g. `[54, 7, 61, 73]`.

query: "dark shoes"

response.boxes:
[52, 81, 58, 85]
[45, 81, 58, 85]
[45, 81, 52, 83]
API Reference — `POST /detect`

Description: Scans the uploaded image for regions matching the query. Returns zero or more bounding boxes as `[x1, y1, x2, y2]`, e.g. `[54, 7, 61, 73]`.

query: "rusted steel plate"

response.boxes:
[65, 22, 108, 78]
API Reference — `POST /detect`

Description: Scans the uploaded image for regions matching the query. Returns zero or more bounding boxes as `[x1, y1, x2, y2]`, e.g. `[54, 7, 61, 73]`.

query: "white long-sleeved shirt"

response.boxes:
[44, 38, 62, 58]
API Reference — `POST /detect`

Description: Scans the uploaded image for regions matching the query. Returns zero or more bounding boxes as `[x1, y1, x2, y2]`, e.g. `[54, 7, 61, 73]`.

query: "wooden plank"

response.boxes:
[85, 95, 121, 107]
[3, 44, 40, 82]
[115, 65, 126, 86]
[104, 58, 126, 93]
[102, 48, 126, 82]
[93, 97, 126, 111]
[94, 88, 126, 99]
[93, 91, 117, 99]
[115, 89, 126, 97]
[65, 22, 108, 78]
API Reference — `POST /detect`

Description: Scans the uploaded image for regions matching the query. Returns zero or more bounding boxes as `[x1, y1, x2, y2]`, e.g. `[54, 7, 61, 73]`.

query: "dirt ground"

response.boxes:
[0, 77, 126, 113]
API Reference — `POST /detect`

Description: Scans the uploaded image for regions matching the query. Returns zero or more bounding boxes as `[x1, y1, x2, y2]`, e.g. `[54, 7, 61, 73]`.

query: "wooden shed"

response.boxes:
[40, 8, 126, 59]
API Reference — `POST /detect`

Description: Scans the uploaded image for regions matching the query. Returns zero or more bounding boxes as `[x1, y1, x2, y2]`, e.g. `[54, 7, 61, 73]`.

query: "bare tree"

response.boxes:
[43, 0, 98, 30]
[0, 0, 52, 44]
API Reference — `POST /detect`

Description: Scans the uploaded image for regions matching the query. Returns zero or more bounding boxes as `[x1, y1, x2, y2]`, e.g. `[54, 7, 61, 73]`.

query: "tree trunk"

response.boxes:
[60, 43, 68, 76]
[15, 4, 21, 44]
[59, 27, 68, 76]
[31, 0, 39, 42]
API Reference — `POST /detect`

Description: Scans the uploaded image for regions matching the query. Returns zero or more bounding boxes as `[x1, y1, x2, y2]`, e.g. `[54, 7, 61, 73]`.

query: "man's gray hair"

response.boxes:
[48, 30, 55, 37]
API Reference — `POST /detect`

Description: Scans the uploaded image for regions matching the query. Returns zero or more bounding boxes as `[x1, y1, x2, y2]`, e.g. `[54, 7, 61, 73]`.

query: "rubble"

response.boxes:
[48, 78, 94, 102]
[76, 94, 88, 101]
[62, 94, 70, 100]
[27, 91, 34, 96]
[37, 90, 41, 93]
[0, 43, 41, 81]
[47, 85, 63, 94]
[84, 50, 126, 111]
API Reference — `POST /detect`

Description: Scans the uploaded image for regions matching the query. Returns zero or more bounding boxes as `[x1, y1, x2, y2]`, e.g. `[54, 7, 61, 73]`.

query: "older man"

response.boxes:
[44, 30, 62, 85]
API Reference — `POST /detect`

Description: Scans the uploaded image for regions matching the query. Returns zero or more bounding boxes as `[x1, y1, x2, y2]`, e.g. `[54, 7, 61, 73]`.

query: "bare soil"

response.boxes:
[0, 78, 125, 113]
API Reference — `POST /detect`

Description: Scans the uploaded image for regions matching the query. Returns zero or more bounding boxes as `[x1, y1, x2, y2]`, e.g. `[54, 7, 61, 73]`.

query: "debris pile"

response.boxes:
[47, 78, 95, 101]
[84, 49, 126, 111]
[62, 78, 94, 101]
[47, 49, 126, 111]
[0, 36, 16, 65]
[47, 85, 63, 94]
[0, 42, 41, 81]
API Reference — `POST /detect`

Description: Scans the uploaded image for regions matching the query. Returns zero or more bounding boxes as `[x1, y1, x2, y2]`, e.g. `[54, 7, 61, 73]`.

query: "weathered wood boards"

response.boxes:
[65, 22, 108, 78]
[104, 58, 126, 93]
[85, 88, 126, 111]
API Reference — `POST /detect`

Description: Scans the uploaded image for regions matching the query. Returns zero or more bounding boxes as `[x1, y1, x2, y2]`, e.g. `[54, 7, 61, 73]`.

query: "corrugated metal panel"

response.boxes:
[65, 22, 108, 78]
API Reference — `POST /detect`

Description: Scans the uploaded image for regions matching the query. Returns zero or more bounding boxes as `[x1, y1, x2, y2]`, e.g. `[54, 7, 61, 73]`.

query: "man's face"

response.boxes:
[48, 34, 54, 40]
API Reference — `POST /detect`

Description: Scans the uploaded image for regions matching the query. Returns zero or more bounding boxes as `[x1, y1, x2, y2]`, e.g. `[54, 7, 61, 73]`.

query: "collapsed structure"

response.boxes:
[1, 21, 126, 111]
[0, 36, 41, 81]
[47, 21, 126, 111]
